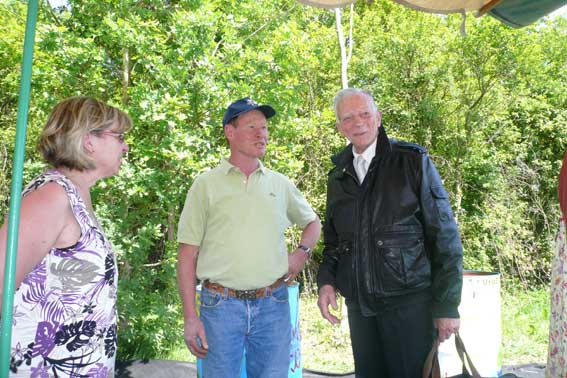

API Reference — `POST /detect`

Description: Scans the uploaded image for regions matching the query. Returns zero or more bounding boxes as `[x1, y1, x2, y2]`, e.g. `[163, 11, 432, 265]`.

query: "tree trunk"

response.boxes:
[335, 5, 355, 89]
[335, 8, 348, 89]
[122, 48, 130, 105]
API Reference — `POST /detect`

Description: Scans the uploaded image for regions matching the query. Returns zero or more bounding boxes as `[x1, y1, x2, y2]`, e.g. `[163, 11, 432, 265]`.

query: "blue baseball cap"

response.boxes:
[222, 97, 276, 127]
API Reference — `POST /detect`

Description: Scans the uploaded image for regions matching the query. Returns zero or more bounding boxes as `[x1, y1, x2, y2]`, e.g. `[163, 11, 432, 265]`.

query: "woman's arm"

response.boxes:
[0, 182, 79, 310]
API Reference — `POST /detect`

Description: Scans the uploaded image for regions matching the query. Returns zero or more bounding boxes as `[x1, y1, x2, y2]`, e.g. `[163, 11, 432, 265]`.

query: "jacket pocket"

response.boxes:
[431, 186, 452, 223]
[374, 236, 430, 293]
[401, 239, 431, 288]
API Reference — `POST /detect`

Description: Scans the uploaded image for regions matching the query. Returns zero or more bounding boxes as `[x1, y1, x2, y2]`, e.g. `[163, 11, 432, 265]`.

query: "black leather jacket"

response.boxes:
[317, 126, 463, 318]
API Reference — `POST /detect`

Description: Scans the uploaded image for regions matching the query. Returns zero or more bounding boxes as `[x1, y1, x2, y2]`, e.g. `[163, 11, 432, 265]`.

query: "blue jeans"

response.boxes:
[200, 283, 291, 378]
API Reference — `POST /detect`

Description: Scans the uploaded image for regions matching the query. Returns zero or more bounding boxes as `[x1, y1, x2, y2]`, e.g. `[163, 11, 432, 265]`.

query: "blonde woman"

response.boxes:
[0, 97, 131, 378]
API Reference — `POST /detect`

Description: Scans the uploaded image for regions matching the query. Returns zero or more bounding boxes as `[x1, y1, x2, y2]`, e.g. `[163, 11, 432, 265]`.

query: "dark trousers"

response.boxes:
[346, 298, 435, 378]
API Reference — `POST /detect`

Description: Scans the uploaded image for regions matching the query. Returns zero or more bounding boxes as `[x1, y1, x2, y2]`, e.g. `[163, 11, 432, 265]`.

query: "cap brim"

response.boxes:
[257, 105, 276, 119]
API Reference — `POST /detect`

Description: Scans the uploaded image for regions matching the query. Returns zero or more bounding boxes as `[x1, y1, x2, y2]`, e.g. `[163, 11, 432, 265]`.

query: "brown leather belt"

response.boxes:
[202, 277, 286, 300]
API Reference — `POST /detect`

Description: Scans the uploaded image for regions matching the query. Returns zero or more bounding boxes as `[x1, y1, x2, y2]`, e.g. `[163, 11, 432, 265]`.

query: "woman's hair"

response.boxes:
[38, 96, 132, 170]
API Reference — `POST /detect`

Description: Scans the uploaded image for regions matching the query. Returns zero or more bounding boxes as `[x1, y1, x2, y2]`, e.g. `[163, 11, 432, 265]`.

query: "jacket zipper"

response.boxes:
[343, 168, 361, 296]
[364, 161, 381, 295]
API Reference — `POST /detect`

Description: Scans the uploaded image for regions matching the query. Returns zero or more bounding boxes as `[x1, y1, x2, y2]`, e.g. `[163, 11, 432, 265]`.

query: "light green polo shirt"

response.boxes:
[178, 158, 317, 290]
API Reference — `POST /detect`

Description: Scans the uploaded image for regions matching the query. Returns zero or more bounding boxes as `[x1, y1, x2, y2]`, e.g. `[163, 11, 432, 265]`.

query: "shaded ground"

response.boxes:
[116, 359, 546, 377]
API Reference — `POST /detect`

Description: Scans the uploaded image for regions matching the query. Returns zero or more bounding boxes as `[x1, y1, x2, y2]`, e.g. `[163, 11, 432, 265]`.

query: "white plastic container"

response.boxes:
[438, 271, 502, 377]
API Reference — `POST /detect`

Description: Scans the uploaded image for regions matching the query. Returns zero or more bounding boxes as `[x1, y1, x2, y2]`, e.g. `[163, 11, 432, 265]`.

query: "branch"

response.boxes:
[41, 0, 62, 27]
[213, 3, 297, 57]
[142, 262, 165, 268]
[347, 3, 354, 64]
[242, 4, 297, 44]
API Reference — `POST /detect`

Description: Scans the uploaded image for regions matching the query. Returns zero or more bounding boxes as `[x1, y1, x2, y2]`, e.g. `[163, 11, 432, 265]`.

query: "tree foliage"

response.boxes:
[1, 0, 566, 359]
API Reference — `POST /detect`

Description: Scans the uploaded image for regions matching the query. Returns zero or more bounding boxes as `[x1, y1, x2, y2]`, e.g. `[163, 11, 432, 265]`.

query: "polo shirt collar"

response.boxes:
[220, 158, 267, 175]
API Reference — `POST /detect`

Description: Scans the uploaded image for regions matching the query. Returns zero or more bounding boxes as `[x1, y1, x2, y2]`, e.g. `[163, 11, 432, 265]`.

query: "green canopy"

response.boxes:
[489, 0, 567, 28]
[298, 0, 567, 28]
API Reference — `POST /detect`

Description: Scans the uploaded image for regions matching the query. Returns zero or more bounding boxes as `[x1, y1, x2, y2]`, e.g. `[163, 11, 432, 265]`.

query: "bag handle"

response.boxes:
[422, 333, 482, 378]
[454, 333, 482, 378]
[422, 341, 440, 378]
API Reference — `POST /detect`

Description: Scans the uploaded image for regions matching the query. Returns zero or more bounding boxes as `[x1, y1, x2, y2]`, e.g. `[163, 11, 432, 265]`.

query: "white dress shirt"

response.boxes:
[352, 138, 377, 183]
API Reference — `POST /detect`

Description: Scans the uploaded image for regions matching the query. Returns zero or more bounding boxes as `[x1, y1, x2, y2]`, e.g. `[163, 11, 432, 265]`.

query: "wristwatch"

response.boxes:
[298, 244, 312, 259]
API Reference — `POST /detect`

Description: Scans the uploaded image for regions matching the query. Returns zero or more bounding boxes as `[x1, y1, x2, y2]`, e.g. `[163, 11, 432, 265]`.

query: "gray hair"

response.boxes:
[333, 88, 379, 121]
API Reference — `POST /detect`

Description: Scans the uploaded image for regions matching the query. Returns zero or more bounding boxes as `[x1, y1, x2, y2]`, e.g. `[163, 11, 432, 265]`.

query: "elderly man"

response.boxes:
[177, 97, 321, 378]
[317, 88, 463, 378]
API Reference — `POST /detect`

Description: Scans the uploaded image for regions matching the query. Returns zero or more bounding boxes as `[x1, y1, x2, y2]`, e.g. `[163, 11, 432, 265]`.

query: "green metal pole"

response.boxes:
[0, 1, 38, 376]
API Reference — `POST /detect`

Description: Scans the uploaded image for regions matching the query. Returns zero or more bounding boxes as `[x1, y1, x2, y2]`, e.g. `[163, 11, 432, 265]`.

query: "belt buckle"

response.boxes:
[235, 289, 257, 300]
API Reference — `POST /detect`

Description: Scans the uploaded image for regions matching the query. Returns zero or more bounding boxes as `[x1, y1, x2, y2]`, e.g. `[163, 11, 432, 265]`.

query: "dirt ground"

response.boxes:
[116, 360, 546, 378]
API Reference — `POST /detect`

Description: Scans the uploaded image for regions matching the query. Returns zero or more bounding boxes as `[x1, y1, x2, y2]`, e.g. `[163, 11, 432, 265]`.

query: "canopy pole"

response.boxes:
[0, 1, 39, 376]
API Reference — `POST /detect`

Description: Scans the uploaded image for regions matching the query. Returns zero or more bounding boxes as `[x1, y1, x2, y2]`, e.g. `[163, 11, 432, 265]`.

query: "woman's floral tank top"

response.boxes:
[9, 170, 118, 378]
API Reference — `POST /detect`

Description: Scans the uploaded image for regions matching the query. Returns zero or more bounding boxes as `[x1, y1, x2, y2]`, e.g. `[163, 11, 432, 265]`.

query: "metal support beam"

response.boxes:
[0, 1, 39, 376]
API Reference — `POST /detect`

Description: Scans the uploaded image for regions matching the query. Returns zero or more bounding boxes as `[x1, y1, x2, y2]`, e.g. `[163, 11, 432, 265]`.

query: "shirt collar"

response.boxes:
[220, 158, 267, 175]
[352, 138, 377, 163]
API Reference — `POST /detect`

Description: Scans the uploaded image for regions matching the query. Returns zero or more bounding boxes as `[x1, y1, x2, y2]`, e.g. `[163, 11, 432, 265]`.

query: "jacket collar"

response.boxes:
[331, 124, 392, 170]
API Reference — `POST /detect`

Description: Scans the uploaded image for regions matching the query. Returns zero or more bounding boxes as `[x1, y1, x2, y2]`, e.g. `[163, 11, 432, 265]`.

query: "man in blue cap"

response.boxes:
[177, 97, 321, 377]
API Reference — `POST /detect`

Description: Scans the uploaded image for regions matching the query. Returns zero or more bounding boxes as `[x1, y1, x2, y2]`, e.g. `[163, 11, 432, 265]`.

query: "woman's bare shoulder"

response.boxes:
[21, 181, 73, 222]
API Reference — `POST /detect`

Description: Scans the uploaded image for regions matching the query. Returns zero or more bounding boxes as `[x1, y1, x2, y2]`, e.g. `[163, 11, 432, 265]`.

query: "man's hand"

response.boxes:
[434, 317, 460, 344]
[317, 284, 340, 325]
[184, 317, 208, 358]
[286, 249, 309, 283]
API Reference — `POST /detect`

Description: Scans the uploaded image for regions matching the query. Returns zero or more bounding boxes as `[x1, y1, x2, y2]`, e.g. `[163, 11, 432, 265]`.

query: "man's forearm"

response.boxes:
[177, 243, 200, 320]
[299, 217, 322, 249]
